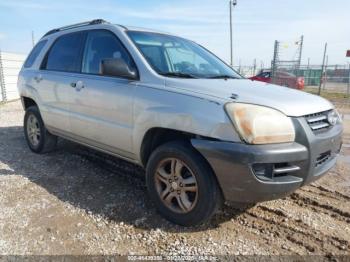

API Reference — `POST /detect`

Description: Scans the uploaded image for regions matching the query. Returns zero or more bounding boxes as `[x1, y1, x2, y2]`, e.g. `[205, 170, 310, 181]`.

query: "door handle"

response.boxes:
[75, 80, 84, 91]
[71, 81, 84, 90]
[34, 74, 43, 82]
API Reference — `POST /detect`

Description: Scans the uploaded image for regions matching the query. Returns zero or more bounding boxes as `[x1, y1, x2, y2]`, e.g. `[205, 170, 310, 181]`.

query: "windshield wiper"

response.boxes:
[206, 75, 238, 79]
[159, 72, 198, 79]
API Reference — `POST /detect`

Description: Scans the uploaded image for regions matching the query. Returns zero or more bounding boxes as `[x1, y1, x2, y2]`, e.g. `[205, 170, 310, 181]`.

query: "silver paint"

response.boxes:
[18, 23, 334, 166]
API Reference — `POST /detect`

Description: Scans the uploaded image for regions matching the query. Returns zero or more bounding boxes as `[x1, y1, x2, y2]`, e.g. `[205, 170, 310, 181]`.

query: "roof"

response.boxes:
[41, 19, 175, 39]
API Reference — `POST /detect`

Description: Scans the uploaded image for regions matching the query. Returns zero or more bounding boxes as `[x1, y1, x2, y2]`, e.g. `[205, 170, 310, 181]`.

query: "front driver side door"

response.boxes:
[68, 29, 136, 159]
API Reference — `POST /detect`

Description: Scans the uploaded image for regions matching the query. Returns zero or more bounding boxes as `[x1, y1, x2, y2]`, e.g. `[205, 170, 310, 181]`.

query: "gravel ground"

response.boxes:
[0, 100, 349, 258]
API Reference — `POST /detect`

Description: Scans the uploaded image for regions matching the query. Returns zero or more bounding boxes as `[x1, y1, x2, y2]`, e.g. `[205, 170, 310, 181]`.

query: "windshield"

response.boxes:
[127, 31, 241, 79]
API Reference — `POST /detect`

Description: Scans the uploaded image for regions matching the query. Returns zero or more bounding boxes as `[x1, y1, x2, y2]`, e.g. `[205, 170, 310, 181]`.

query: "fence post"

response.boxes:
[322, 55, 328, 90]
[0, 50, 6, 102]
[271, 40, 279, 83]
[253, 58, 257, 76]
[347, 63, 350, 98]
[318, 43, 327, 95]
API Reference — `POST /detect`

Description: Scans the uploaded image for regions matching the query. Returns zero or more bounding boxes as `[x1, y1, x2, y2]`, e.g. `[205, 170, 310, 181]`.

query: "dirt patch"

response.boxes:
[0, 100, 349, 256]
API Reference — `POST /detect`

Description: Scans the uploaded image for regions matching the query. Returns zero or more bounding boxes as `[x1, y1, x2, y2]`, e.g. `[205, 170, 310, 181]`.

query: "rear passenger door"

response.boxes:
[38, 32, 85, 133]
[68, 30, 136, 158]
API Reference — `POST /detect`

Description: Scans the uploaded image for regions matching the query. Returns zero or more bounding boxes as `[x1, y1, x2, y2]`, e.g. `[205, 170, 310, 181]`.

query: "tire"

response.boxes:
[24, 106, 57, 153]
[146, 141, 222, 226]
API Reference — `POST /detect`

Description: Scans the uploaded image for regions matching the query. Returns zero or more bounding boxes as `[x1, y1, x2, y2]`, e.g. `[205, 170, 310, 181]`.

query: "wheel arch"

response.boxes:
[139, 126, 224, 196]
[21, 96, 38, 110]
[140, 127, 199, 167]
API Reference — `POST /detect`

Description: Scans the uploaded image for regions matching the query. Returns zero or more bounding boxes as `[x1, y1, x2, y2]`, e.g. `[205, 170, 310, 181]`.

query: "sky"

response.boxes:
[0, 0, 349, 66]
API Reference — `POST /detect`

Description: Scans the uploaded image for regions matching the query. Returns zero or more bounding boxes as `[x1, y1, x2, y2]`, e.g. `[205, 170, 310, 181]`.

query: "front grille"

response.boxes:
[305, 110, 332, 132]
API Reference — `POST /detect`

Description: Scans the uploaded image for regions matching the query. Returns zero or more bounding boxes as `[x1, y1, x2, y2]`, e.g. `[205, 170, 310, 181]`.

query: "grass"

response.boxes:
[304, 87, 350, 100]
[304, 87, 350, 110]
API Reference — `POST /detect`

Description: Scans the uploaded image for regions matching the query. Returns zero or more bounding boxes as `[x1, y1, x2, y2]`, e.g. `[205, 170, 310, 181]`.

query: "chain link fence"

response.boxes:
[233, 63, 350, 96]
[275, 64, 350, 95]
[233, 65, 263, 78]
[0, 49, 349, 102]
[307, 64, 350, 94]
[0, 51, 26, 102]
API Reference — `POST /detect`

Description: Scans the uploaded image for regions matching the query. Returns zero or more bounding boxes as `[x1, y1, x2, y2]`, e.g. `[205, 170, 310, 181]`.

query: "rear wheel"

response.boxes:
[146, 141, 222, 226]
[24, 106, 57, 153]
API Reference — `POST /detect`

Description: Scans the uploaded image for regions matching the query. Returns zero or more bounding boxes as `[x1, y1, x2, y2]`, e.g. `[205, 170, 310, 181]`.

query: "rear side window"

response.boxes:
[43, 32, 84, 73]
[23, 40, 47, 68]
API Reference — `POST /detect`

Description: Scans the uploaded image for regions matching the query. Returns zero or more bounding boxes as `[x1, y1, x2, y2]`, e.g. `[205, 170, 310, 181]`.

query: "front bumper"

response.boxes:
[191, 118, 342, 203]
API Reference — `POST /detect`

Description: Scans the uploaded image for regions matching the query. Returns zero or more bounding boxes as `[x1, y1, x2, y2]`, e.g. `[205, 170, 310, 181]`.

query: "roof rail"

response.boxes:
[42, 19, 108, 37]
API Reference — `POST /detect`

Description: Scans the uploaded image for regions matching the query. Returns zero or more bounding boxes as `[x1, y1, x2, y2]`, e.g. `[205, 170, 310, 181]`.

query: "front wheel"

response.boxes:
[24, 106, 57, 153]
[146, 141, 222, 226]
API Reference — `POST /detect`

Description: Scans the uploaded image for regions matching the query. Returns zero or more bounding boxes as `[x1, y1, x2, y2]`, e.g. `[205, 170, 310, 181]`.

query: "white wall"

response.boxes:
[1, 52, 26, 101]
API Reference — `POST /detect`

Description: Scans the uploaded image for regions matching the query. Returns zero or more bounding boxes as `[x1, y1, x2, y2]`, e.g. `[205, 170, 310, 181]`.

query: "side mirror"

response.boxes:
[101, 58, 138, 80]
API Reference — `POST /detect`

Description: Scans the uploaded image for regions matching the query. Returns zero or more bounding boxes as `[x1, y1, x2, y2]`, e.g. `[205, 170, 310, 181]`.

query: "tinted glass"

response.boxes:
[45, 32, 84, 72]
[258, 72, 270, 78]
[24, 40, 47, 68]
[127, 31, 241, 79]
[82, 30, 135, 75]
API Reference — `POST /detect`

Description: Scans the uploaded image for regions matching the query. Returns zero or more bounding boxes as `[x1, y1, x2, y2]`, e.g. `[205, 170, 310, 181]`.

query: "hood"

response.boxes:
[165, 78, 333, 117]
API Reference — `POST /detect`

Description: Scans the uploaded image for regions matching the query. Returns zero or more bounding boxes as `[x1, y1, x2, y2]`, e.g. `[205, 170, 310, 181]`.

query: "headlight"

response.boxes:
[333, 109, 342, 124]
[225, 103, 295, 144]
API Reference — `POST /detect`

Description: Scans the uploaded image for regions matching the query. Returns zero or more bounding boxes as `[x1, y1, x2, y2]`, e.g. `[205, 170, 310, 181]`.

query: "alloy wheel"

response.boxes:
[154, 158, 198, 213]
[26, 114, 41, 147]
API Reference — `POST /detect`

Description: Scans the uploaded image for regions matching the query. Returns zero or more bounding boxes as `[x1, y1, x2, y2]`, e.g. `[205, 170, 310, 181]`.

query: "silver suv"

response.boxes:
[18, 19, 343, 226]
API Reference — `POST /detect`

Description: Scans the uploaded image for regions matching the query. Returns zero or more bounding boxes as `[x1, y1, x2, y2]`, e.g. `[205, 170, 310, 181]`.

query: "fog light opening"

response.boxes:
[252, 162, 300, 181]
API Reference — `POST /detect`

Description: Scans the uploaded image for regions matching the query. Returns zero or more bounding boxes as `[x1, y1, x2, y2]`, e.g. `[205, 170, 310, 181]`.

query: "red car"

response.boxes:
[249, 71, 305, 90]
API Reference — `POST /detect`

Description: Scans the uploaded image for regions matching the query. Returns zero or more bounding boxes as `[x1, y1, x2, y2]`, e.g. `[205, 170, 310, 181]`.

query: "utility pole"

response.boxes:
[318, 43, 327, 95]
[229, 0, 237, 67]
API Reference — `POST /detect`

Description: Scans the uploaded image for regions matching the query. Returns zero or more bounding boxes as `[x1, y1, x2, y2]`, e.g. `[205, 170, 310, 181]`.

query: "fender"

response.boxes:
[132, 85, 241, 163]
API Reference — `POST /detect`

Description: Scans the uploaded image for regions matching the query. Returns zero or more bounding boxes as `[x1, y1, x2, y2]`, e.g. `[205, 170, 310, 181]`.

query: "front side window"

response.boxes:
[24, 40, 47, 68]
[258, 72, 270, 78]
[82, 30, 135, 75]
[127, 31, 241, 79]
[43, 32, 84, 72]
